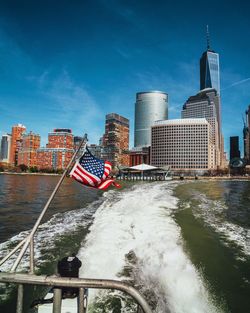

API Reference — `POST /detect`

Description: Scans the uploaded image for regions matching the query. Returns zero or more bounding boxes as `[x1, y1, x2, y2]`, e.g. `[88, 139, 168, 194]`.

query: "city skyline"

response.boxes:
[1, 0, 250, 155]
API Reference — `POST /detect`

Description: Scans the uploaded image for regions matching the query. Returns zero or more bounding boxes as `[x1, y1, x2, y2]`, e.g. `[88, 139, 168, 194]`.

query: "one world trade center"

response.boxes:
[200, 27, 220, 94]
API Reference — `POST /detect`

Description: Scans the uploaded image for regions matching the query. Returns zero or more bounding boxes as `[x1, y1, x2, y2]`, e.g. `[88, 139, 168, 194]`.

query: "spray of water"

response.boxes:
[0, 199, 101, 272]
[191, 193, 250, 258]
[79, 182, 219, 313]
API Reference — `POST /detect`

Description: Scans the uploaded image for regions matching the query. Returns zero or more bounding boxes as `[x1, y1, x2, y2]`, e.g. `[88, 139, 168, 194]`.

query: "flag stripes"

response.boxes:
[69, 147, 120, 190]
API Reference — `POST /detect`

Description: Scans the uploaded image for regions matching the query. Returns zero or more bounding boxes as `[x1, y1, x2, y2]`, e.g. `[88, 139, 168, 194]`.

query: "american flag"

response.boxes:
[70, 147, 121, 190]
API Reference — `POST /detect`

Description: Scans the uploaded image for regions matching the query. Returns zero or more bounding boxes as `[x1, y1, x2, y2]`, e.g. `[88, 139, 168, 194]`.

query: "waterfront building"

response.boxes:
[129, 147, 151, 166]
[0, 134, 12, 165]
[102, 113, 129, 168]
[73, 136, 83, 150]
[243, 105, 250, 163]
[17, 132, 41, 167]
[36, 129, 74, 170]
[230, 136, 240, 160]
[151, 119, 215, 173]
[134, 91, 168, 147]
[200, 27, 220, 94]
[88, 144, 102, 159]
[182, 88, 222, 167]
[9, 124, 26, 166]
[73, 135, 86, 155]
[46, 128, 73, 149]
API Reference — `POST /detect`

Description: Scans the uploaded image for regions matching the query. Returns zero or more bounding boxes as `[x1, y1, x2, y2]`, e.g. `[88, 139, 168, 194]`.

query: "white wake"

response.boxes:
[79, 182, 219, 313]
[191, 193, 250, 258]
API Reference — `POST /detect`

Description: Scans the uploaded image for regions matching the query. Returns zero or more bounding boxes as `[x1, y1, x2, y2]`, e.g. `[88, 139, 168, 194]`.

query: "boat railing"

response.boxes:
[0, 272, 153, 313]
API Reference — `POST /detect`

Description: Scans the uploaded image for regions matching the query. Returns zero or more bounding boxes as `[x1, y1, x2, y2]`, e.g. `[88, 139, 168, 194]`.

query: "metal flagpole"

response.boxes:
[4, 134, 88, 273]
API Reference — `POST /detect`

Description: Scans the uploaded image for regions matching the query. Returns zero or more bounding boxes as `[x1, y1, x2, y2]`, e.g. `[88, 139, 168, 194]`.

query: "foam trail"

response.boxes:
[0, 200, 101, 272]
[191, 193, 250, 258]
[79, 182, 219, 313]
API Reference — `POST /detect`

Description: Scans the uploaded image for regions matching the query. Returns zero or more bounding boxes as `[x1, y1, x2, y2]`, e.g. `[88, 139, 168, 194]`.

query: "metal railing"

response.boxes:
[0, 273, 153, 313]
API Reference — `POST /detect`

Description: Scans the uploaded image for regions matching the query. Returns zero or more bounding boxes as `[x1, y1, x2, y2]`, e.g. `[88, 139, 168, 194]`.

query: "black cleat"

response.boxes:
[30, 298, 42, 308]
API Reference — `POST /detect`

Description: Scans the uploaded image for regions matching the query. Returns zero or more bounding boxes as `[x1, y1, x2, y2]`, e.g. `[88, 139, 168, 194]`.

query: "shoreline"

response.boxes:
[1, 172, 250, 180]
[172, 176, 250, 180]
[0, 172, 60, 176]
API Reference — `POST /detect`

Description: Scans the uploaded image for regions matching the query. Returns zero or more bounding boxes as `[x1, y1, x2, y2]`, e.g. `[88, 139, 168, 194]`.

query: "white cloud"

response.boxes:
[132, 61, 199, 119]
[222, 77, 250, 91]
[114, 47, 131, 59]
[42, 71, 104, 143]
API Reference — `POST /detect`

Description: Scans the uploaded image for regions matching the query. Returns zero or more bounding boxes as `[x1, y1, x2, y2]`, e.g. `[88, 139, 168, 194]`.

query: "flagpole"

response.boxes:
[8, 134, 88, 273]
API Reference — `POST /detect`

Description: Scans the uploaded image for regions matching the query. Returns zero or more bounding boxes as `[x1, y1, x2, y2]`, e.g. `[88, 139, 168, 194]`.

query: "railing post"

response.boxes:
[16, 284, 24, 313]
[78, 287, 85, 313]
[85, 289, 88, 313]
[29, 236, 34, 274]
[53, 288, 62, 313]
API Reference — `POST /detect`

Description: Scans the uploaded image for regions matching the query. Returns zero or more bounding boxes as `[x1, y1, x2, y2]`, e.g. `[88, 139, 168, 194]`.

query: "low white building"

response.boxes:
[151, 118, 216, 173]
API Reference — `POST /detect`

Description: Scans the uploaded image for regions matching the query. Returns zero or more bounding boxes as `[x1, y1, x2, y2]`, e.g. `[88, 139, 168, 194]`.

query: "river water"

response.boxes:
[0, 175, 249, 313]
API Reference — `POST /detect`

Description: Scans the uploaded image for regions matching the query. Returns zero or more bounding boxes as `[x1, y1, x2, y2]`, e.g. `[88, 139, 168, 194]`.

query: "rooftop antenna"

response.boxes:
[206, 25, 211, 50]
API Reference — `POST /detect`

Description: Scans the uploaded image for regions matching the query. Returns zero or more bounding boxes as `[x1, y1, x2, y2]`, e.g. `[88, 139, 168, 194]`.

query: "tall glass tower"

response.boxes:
[200, 27, 220, 94]
[0, 134, 12, 163]
[134, 91, 168, 147]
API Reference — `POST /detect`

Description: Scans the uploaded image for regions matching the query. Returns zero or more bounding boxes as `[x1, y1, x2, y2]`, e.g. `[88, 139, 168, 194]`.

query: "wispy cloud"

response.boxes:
[222, 77, 250, 90]
[132, 61, 199, 119]
[100, 0, 137, 24]
[36, 70, 104, 144]
[0, 29, 35, 79]
[114, 47, 131, 59]
[0, 26, 104, 144]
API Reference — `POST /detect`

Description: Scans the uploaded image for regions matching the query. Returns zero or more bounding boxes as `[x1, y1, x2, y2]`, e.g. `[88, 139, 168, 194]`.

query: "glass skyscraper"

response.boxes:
[0, 134, 12, 163]
[198, 30, 224, 167]
[200, 49, 220, 94]
[134, 91, 168, 147]
[243, 105, 250, 163]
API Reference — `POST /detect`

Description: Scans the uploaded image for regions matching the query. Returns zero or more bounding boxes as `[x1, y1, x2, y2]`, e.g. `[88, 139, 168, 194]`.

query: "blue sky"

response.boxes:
[0, 0, 250, 155]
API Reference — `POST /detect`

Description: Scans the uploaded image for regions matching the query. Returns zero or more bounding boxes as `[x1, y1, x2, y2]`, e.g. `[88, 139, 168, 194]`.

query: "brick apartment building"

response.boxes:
[102, 113, 129, 168]
[9, 124, 26, 166]
[36, 129, 74, 170]
[17, 132, 41, 167]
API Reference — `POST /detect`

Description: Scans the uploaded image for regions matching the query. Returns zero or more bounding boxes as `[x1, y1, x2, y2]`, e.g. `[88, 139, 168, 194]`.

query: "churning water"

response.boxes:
[0, 176, 250, 313]
[79, 183, 219, 313]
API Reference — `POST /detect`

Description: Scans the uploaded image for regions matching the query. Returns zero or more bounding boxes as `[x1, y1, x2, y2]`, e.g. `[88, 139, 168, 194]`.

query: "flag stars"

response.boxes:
[70, 148, 116, 190]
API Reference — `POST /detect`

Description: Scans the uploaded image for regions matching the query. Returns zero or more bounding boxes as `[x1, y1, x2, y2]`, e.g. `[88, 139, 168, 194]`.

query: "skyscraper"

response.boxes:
[182, 88, 221, 167]
[0, 134, 12, 164]
[181, 28, 224, 169]
[200, 27, 220, 94]
[10, 124, 26, 166]
[102, 113, 129, 167]
[230, 136, 240, 160]
[134, 91, 168, 147]
[243, 105, 250, 163]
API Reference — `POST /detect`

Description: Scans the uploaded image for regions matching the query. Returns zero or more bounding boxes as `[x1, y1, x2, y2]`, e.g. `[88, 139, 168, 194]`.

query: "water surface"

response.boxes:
[0, 176, 250, 313]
